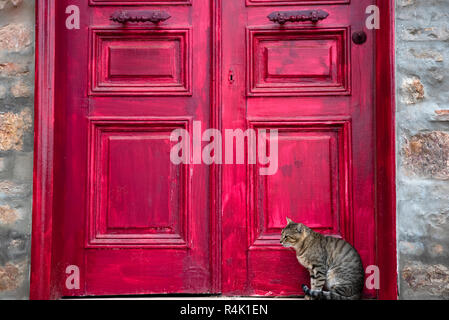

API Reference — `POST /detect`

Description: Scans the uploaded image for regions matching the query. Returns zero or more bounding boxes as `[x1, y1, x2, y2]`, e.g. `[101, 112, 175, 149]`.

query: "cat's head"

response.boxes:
[280, 218, 311, 248]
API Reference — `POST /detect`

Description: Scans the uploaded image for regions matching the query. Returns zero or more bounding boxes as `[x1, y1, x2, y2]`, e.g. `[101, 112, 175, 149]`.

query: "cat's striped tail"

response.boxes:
[302, 284, 359, 300]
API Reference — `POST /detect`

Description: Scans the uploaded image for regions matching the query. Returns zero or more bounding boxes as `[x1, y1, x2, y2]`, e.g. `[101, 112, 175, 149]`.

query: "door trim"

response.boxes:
[375, 0, 397, 300]
[30, 0, 397, 299]
[31, 0, 56, 300]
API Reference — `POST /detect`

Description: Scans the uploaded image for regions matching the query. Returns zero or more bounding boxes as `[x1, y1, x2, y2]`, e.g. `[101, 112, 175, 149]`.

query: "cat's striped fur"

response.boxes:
[280, 218, 364, 300]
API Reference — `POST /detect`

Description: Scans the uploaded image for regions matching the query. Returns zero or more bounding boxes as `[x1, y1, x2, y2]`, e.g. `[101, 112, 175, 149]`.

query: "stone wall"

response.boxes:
[0, 0, 34, 299]
[396, 0, 449, 299]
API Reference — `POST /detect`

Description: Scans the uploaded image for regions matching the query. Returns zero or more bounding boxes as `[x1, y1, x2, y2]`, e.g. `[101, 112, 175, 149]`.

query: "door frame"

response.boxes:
[30, 0, 397, 300]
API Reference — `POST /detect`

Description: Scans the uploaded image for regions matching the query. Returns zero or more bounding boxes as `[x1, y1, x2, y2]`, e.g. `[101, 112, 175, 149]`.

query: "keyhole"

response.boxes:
[228, 70, 235, 84]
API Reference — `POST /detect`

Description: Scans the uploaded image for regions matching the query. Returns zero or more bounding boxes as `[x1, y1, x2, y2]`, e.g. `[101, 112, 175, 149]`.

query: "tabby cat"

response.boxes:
[280, 218, 364, 300]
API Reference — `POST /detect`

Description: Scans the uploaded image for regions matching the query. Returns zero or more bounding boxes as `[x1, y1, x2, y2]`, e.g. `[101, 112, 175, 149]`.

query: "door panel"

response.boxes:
[87, 120, 189, 248]
[222, 0, 376, 297]
[55, 0, 212, 296]
[249, 121, 352, 250]
[90, 27, 192, 95]
[248, 27, 349, 95]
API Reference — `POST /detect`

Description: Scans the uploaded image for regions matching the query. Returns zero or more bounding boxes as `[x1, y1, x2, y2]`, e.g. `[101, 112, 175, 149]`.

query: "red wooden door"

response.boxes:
[53, 0, 376, 298]
[221, 0, 376, 297]
[55, 0, 214, 296]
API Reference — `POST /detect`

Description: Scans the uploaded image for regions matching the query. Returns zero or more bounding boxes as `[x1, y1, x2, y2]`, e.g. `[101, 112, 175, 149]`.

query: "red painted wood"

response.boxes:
[210, 0, 222, 294]
[30, 0, 56, 300]
[51, 0, 212, 297]
[87, 119, 190, 248]
[248, 27, 349, 95]
[90, 27, 192, 95]
[248, 121, 353, 251]
[221, 0, 378, 298]
[90, 0, 192, 5]
[246, 0, 350, 6]
[32, 0, 397, 299]
[375, 0, 398, 300]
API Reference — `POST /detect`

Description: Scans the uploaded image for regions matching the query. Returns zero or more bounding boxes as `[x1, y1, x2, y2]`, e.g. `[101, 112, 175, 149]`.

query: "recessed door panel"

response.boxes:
[249, 121, 352, 250]
[248, 27, 349, 96]
[88, 120, 189, 248]
[90, 28, 192, 95]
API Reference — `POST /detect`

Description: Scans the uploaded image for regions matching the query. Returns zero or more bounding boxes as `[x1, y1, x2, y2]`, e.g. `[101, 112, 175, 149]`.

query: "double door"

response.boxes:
[55, 0, 375, 297]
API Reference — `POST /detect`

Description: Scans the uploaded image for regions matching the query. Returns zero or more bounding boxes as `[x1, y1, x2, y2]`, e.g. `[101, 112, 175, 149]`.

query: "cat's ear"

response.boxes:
[286, 217, 293, 225]
[297, 224, 302, 233]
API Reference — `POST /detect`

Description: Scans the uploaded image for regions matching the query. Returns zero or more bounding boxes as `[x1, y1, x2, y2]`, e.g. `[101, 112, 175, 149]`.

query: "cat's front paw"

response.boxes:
[301, 284, 311, 300]
[301, 284, 310, 294]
